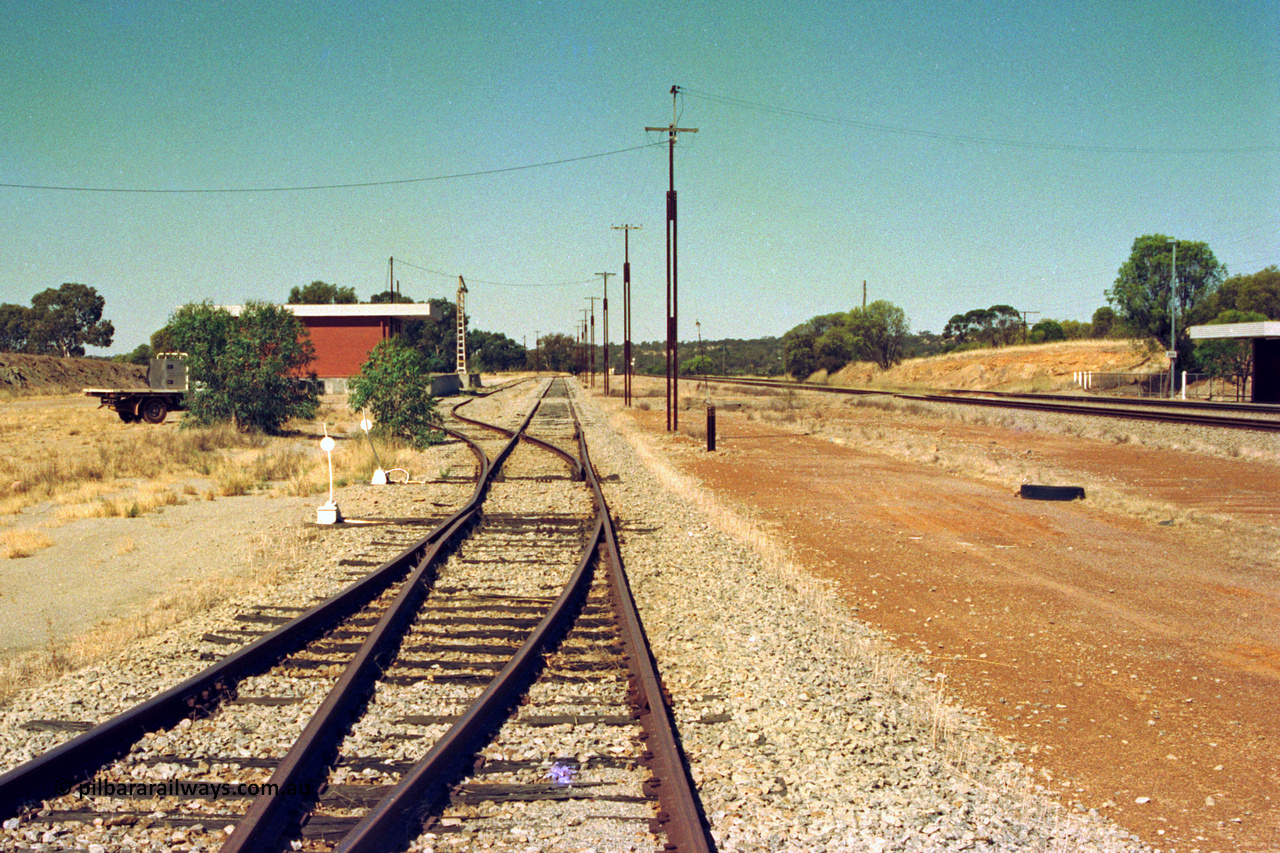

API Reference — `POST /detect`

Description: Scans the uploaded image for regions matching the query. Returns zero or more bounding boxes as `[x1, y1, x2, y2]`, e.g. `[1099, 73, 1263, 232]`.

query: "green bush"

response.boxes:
[348, 340, 444, 449]
[165, 301, 319, 433]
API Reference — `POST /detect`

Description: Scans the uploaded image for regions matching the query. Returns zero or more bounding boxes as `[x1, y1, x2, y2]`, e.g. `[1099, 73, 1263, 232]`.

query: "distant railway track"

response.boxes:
[701, 375, 1280, 433]
[0, 378, 713, 853]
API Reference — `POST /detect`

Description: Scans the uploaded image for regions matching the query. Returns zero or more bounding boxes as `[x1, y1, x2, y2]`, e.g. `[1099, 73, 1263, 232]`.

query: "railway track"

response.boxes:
[0, 378, 712, 853]
[700, 375, 1280, 432]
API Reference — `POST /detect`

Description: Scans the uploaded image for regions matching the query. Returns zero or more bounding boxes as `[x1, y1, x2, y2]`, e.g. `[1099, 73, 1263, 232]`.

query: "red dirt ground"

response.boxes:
[610, 394, 1279, 853]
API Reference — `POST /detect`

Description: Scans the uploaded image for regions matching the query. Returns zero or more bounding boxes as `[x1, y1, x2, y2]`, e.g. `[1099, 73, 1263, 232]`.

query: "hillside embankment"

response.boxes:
[823, 339, 1170, 392]
[0, 353, 146, 395]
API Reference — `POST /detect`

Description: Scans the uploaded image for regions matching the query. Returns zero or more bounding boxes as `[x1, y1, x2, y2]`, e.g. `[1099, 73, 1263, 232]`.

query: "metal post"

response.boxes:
[647, 86, 697, 431]
[586, 297, 600, 389]
[1169, 239, 1178, 399]
[614, 225, 640, 407]
[596, 272, 615, 395]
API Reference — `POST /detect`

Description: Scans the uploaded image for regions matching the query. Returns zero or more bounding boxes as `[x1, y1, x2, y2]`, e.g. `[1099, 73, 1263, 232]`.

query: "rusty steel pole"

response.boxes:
[586, 297, 599, 389]
[613, 224, 641, 407]
[647, 85, 697, 431]
[595, 272, 615, 396]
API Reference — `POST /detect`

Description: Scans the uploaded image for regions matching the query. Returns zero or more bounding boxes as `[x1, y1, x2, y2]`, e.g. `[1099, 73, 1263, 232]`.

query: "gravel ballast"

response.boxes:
[0, 379, 1157, 852]
[571, 386, 1152, 852]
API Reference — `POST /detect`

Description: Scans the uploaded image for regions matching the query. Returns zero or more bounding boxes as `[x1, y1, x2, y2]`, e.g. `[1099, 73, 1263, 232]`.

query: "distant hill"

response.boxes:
[826, 339, 1168, 393]
[0, 353, 146, 395]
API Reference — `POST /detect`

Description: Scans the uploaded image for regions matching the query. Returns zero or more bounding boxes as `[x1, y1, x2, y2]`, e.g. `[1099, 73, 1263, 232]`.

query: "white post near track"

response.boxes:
[317, 423, 343, 524]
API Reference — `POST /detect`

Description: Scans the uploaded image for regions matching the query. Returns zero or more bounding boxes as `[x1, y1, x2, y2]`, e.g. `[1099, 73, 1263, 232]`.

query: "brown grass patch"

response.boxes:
[0, 527, 53, 559]
[0, 396, 384, 521]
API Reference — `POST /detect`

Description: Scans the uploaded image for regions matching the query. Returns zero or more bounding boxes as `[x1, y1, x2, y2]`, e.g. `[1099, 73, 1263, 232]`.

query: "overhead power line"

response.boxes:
[390, 257, 594, 288]
[0, 142, 665, 194]
[680, 87, 1279, 155]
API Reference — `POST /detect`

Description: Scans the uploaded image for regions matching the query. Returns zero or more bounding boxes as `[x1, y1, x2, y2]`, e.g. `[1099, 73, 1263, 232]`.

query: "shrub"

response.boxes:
[165, 301, 319, 433]
[348, 340, 444, 449]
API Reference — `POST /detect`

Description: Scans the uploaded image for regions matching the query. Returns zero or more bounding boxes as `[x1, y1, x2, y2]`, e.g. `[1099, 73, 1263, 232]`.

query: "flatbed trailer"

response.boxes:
[84, 354, 188, 424]
[84, 387, 186, 423]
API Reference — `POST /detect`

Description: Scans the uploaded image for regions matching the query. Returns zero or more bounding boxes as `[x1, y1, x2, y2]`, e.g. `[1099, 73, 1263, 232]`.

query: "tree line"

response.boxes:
[777, 238, 1277, 384]
[0, 283, 114, 356]
[780, 300, 911, 381]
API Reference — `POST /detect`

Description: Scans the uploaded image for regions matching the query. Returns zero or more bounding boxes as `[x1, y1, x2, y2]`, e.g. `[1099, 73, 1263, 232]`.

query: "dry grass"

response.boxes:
[0, 396, 417, 522]
[1, 527, 54, 559]
[740, 391, 1280, 530]
[0, 393, 422, 703]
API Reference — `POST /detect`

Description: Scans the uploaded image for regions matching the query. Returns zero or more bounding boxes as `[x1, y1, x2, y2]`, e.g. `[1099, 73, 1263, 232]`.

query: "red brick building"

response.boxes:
[227, 304, 443, 393]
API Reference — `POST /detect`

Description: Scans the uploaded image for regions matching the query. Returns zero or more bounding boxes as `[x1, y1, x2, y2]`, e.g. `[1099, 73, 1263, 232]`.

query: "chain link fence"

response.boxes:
[1073, 371, 1250, 401]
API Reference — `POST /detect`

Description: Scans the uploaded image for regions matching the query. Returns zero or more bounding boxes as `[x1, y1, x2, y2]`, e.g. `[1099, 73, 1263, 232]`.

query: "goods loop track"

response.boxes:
[0, 378, 713, 853]
[701, 375, 1280, 432]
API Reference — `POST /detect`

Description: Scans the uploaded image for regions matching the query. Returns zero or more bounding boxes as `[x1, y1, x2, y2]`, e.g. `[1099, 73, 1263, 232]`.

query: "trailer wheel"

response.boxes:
[141, 399, 169, 424]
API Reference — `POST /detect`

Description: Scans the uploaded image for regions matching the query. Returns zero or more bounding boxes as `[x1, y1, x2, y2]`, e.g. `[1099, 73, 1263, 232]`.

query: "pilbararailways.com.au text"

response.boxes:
[58, 778, 316, 801]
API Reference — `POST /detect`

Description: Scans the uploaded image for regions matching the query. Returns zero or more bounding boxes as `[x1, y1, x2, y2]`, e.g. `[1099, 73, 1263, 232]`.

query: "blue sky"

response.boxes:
[2, 1, 1276, 354]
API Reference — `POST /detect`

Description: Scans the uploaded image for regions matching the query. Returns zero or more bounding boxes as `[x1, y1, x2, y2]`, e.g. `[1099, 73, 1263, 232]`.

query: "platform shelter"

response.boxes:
[1188, 320, 1280, 403]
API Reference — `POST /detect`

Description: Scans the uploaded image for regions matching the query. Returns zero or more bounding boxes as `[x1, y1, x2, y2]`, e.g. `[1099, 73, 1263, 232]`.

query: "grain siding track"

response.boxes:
[0, 378, 712, 853]
[704, 375, 1280, 432]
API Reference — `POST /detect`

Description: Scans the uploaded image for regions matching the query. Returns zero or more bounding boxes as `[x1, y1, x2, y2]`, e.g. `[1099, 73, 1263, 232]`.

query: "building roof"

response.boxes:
[1189, 321, 1280, 341]
[221, 303, 442, 319]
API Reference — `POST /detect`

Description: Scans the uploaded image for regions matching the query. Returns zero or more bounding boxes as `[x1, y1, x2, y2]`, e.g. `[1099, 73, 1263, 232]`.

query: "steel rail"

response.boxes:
[903, 391, 1280, 432]
[0, 380, 554, 819]
[329, 381, 715, 853]
[333, 517, 604, 853]
[577, 401, 716, 853]
[938, 385, 1280, 415]
[220, 383, 553, 853]
[0, 429, 492, 821]
[702, 375, 1280, 432]
[452, 390, 584, 480]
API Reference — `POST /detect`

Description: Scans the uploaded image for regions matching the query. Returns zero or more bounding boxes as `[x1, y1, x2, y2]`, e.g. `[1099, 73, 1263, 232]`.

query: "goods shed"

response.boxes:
[1189, 320, 1280, 403]
[226, 303, 443, 393]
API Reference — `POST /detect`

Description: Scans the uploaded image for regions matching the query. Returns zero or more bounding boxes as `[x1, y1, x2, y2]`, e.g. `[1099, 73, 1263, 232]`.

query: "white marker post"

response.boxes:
[362, 410, 387, 485]
[316, 423, 343, 524]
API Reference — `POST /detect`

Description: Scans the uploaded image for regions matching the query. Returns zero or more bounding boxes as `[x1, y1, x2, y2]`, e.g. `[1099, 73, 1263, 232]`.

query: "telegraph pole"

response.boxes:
[1019, 310, 1040, 344]
[613, 224, 641, 406]
[696, 319, 706, 394]
[580, 309, 590, 379]
[595, 272, 615, 395]
[1169, 238, 1178, 398]
[646, 85, 698, 431]
[585, 297, 600, 388]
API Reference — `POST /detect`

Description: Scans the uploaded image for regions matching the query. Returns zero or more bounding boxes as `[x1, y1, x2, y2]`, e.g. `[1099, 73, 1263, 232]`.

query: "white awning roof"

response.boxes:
[221, 303, 442, 320]
[1189, 321, 1280, 340]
